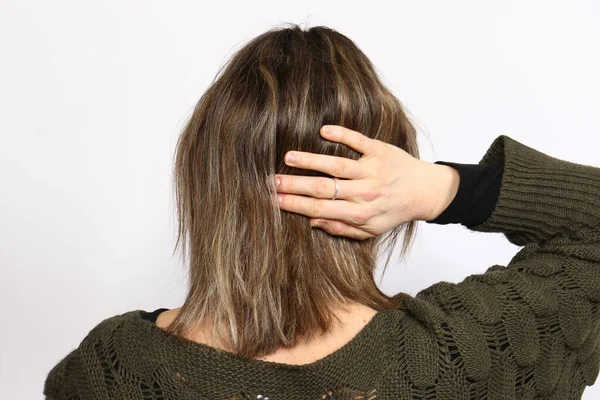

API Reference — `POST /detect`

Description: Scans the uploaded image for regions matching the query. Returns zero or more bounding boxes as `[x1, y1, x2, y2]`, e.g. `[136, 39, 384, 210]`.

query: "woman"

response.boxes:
[44, 24, 600, 399]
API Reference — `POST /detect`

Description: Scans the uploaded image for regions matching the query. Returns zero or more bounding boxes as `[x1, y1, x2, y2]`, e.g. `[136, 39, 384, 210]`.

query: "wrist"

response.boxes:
[417, 162, 461, 222]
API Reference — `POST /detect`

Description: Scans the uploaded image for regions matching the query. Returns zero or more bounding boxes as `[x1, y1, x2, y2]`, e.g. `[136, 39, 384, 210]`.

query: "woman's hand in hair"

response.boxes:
[275, 125, 458, 239]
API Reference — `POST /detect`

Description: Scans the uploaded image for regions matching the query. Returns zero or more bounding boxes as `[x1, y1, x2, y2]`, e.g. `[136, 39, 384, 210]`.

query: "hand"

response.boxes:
[275, 125, 456, 239]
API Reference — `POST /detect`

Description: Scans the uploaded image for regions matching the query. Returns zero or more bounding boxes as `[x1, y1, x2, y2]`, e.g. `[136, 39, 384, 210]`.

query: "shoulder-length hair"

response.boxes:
[166, 23, 419, 359]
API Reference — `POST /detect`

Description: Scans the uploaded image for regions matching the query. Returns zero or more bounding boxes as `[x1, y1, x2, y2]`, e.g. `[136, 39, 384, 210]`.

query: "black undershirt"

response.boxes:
[142, 308, 169, 323]
[141, 161, 504, 324]
[427, 161, 503, 227]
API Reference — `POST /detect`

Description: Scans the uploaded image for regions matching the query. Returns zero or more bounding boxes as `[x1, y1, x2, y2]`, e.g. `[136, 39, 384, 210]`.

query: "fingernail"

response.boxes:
[278, 195, 283, 204]
[276, 177, 280, 187]
[310, 220, 322, 228]
[286, 152, 299, 164]
[321, 126, 332, 136]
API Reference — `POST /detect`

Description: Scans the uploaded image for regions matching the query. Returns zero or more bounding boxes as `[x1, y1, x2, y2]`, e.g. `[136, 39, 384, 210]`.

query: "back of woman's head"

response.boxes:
[168, 23, 419, 358]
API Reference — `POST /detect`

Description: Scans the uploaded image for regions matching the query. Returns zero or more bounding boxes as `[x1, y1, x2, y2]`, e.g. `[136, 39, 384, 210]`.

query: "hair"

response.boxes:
[166, 23, 420, 359]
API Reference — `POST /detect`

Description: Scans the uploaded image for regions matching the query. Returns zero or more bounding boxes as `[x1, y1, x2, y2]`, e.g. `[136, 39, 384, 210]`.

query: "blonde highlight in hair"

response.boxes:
[167, 24, 419, 359]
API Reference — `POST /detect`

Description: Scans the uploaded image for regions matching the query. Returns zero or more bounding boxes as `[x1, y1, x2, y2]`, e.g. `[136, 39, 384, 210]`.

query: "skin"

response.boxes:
[275, 125, 461, 239]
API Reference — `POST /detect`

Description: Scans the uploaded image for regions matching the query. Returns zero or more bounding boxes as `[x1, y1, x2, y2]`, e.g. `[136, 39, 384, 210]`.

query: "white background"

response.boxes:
[1, 1, 599, 398]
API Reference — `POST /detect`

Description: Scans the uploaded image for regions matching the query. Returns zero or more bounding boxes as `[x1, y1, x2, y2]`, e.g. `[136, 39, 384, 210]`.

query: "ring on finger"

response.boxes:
[331, 177, 339, 200]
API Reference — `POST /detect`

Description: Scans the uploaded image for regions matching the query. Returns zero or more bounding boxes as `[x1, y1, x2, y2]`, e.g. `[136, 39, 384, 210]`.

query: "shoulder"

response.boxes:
[49, 310, 145, 370]
[50, 309, 144, 360]
[86, 310, 143, 335]
[44, 310, 144, 397]
[54, 310, 141, 353]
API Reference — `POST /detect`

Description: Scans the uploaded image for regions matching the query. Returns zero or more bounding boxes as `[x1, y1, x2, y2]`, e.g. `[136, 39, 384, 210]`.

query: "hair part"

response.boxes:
[167, 23, 419, 359]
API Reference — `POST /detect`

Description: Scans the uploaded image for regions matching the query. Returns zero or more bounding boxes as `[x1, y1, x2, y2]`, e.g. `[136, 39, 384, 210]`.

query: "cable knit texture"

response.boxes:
[44, 135, 600, 399]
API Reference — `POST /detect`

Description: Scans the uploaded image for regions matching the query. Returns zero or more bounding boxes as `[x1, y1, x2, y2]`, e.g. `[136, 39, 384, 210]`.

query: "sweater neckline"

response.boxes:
[131, 306, 395, 372]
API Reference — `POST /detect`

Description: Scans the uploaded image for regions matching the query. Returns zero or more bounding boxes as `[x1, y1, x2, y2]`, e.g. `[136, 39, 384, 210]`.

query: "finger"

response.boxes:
[320, 125, 377, 156]
[278, 193, 366, 224]
[310, 219, 373, 240]
[283, 151, 362, 179]
[276, 175, 364, 200]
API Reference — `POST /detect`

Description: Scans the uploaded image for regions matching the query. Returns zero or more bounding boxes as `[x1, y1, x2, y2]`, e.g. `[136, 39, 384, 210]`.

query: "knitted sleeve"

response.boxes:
[402, 135, 600, 398]
[43, 349, 81, 400]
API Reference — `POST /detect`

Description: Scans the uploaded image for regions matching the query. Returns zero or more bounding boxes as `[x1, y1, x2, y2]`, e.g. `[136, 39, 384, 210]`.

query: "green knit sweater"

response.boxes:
[44, 135, 600, 399]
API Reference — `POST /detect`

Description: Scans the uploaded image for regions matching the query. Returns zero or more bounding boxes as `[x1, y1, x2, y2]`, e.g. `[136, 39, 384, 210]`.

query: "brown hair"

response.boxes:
[167, 23, 419, 358]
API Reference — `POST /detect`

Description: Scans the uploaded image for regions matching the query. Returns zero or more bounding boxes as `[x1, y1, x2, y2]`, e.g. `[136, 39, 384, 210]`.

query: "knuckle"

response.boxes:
[358, 210, 371, 224]
[329, 221, 343, 236]
[373, 138, 385, 148]
[358, 135, 367, 150]
[314, 178, 330, 197]
[371, 139, 388, 157]
[349, 209, 370, 225]
[361, 185, 381, 202]
[332, 160, 347, 176]
[309, 200, 324, 217]
[282, 175, 294, 192]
